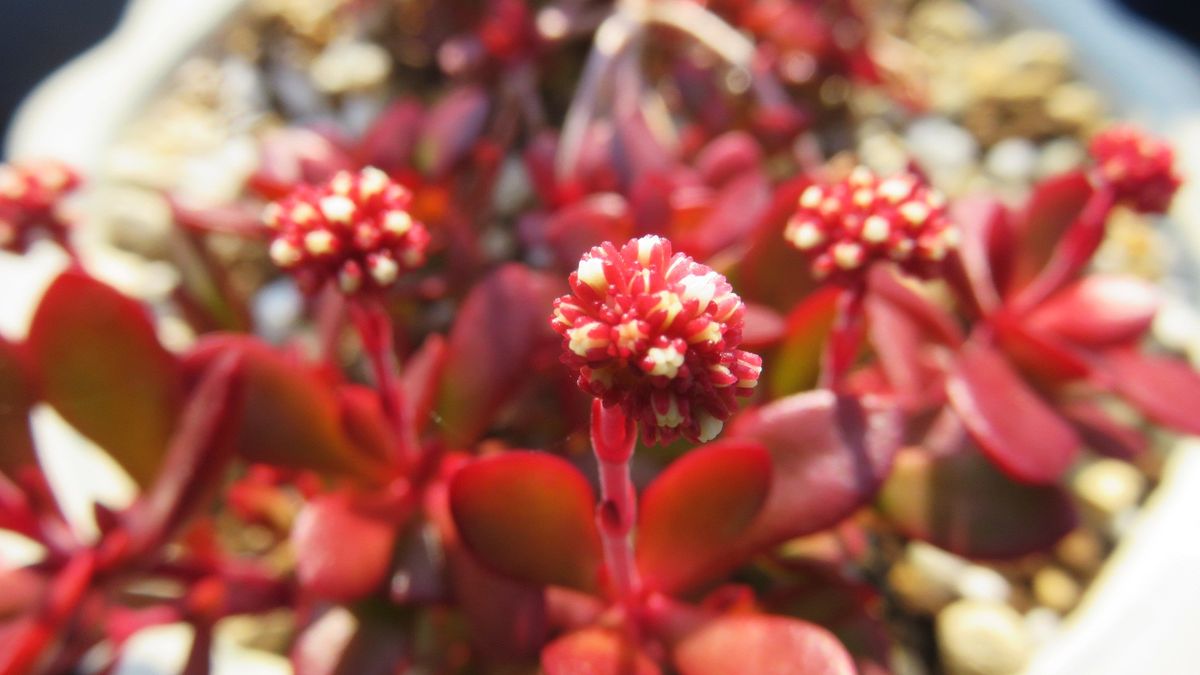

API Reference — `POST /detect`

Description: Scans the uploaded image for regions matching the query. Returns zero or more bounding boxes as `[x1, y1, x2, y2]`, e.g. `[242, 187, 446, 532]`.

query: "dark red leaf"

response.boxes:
[637, 444, 772, 594]
[768, 286, 840, 397]
[416, 86, 490, 178]
[948, 197, 1010, 313]
[543, 194, 633, 268]
[740, 303, 786, 349]
[1059, 400, 1148, 460]
[186, 336, 387, 480]
[542, 628, 661, 675]
[250, 127, 355, 199]
[292, 495, 398, 602]
[124, 352, 244, 556]
[691, 392, 903, 592]
[673, 614, 855, 675]
[449, 452, 602, 592]
[1027, 275, 1160, 348]
[992, 317, 1093, 384]
[679, 171, 771, 260]
[435, 265, 561, 447]
[1102, 349, 1200, 435]
[947, 341, 1080, 484]
[877, 447, 1078, 558]
[736, 177, 820, 309]
[1012, 170, 1093, 290]
[0, 339, 36, 474]
[28, 271, 183, 487]
[356, 99, 424, 173]
[400, 334, 448, 438]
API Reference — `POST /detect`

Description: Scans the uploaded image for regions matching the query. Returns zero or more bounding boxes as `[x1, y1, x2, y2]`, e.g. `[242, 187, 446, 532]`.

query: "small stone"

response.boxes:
[1024, 606, 1062, 649]
[1032, 565, 1081, 613]
[1072, 459, 1147, 521]
[890, 559, 957, 615]
[905, 117, 979, 176]
[1046, 83, 1105, 133]
[937, 600, 1032, 675]
[955, 565, 1011, 603]
[1054, 528, 1105, 575]
[310, 41, 393, 94]
[986, 138, 1038, 183]
[1036, 138, 1086, 178]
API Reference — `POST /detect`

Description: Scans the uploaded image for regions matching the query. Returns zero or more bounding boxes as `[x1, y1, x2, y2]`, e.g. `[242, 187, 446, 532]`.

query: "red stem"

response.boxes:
[315, 284, 346, 365]
[819, 283, 866, 392]
[348, 297, 416, 467]
[589, 401, 641, 605]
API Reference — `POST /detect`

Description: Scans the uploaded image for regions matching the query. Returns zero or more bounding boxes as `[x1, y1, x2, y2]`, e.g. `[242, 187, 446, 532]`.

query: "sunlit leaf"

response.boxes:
[543, 628, 661, 675]
[449, 452, 602, 593]
[28, 271, 183, 487]
[673, 614, 855, 675]
[292, 495, 398, 602]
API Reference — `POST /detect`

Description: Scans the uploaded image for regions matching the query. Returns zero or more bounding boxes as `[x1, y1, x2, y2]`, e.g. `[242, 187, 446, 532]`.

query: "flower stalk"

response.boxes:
[348, 297, 416, 467]
[589, 400, 641, 604]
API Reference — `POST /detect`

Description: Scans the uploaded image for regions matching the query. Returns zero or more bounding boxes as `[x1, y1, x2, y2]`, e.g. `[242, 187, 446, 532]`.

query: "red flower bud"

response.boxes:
[1088, 125, 1181, 214]
[264, 167, 431, 294]
[785, 167, 958, 284]
[552, 235, 762, 445]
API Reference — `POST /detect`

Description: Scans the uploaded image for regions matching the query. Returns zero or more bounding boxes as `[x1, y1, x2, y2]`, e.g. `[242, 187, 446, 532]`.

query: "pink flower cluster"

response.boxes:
[552, 236, 762, 445]
[785, 167, 958, 284]
[1088, 125, 1181, 214]
[0, 159, 80, 252]
[264, 167, 431, 294]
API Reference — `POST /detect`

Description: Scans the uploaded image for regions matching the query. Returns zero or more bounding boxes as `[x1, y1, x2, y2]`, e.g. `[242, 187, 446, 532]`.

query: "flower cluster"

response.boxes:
[0, 159, 80, 252]
[552, 236, 762, 444]
[785, 167, 958, 284]
[1088, 125, 1181, 214]
[264, 167, 431, 294]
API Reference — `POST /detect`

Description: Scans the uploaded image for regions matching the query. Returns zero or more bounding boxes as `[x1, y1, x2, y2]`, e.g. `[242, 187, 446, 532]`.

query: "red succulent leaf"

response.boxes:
[436, 264, 561, 447]
[992, 316, 1093, 385]
[673, 614, 855, 675]
[28, 270, 184, 487]
[737, 177, 820, 309]
[1059, 399, 1147, 460]
[186, 336, 388, 480]
[416, 85, 490, 178]
[637, 443, 772, 594]
[291, 494, 398, 602]
[336, 385, 394, 462]
[542, 627, 662, 675]
[250, 127, 355, 200]
[694, 132, 763, 188]
[948, 197, 1009, 314]
[426, 464, 548, 661]
[399, 334, 448, 438]
[355, 99, 425, 173]
[1101, 349, 1200, 435]
[865, 268, 961, 406]
[678, 170, 772, 261]
[739, 303, 786, 349]
[543, 194, 634, 268]
[449, 451, 603, 593]
[123, 352, 244, 557]
[0, 339, 36, 475]
[768, 286, 840, 397]
[877, 447, 1078, 558]
[1026, 275, 1160, 349]
[947, 340, 1080, 484]
[1011, 170, 1093, 291]
[0, 551, 95, 675]
[700, 391, 902, 592]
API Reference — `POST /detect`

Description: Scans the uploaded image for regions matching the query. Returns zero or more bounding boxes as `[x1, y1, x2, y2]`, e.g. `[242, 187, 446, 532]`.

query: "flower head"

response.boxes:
[1088, 125, 1181, 214]
[0, 159, 80, 252]
[785, 167, 958, 284]
[552, 236, 762, 445]
[264, 167, 431, 294]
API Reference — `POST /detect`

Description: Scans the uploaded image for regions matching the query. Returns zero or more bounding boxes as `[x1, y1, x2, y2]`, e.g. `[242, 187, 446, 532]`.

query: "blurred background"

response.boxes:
[0, 0, 1197, 142]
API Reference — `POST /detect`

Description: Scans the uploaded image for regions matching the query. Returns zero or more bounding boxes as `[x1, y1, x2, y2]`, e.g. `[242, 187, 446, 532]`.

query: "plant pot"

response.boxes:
[6, 1, 1200, 673]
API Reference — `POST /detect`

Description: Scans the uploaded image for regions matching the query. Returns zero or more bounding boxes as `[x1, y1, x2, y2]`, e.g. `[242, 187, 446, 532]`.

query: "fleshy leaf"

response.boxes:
[877, 447, 1078, 558]
[637, 443, 772, 594]
[449, 452, 602, 592]
[416, 85, 490, 178]
[1026, 275, 1160, 348]
[28, 271, 183, 486]
[947, 341, 1080, 484]
[186, 336, 387, 480]
[543, 628, 661, 675]
[124, 352, 244, 556]
[673, 614, 855, 675]
[768, 286, 840, 397]
[435, 265, 560, 447]
[1102, 349, 1200, 435]
[292, 495, 398, 602]
[400, 334, 448, 438]
[1059, 400, 1147, 460]
[0, 339, 36, 474]
[693, 391, 903, 592]
[1012, 170, 1093, 290]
